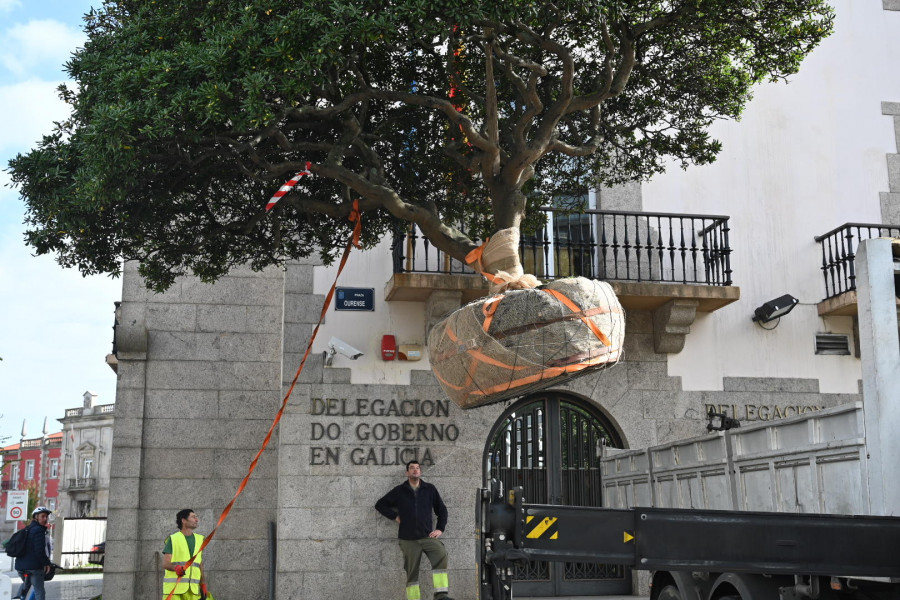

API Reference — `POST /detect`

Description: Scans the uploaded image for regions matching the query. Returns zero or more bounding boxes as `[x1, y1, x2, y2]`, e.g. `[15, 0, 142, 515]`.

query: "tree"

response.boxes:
[8, 0, 833, 291]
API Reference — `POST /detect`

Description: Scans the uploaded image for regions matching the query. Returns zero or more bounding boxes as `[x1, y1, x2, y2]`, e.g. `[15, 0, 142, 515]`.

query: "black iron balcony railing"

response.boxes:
[392, 208, 733, 286]
[1, 481, 16, 491]
[814, 222, 900, 301]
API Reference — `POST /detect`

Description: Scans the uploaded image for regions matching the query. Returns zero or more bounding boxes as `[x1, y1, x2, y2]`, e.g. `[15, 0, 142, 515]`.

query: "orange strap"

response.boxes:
[435, 347, 619, 400]
[466, 352, 619, 397]
[481, 295, 503, 332]
[541, 288, 612, 346]
[465, 239, 506, 286]
[164, 200, 363, 600]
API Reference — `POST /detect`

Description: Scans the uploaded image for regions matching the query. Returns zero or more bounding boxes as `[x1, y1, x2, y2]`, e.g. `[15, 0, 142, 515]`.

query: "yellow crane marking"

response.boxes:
[526, 516, 558, 539]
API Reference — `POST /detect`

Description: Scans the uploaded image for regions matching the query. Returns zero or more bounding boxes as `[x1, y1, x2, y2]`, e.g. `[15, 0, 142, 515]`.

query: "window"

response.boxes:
[10, 464, 19, 489]
[49, 459, 59, 479]
[25, 460, 34, 480]
[76, 500, 92, 517]
[83, 458, 94, 479]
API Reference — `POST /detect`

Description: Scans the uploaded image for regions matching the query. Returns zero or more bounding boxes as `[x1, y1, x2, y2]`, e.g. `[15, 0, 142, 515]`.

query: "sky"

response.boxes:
[0, 0, 119, 444]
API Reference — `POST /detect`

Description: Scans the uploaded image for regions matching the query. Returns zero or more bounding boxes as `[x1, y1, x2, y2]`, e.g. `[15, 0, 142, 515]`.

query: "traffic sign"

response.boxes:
[5, 490, 28, 521]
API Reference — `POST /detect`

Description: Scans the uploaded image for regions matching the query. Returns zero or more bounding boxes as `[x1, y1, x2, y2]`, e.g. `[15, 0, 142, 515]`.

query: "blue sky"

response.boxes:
[0, 0, 119, 443]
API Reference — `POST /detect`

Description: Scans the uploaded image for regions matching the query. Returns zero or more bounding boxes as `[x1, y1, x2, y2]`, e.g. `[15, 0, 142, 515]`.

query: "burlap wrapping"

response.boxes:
[466, 228, 541, 294]
[427, 277, 625, 409]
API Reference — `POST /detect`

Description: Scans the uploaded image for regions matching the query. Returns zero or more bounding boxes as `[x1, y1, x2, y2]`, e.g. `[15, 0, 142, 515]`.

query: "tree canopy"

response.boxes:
[8, 0, 833, 290]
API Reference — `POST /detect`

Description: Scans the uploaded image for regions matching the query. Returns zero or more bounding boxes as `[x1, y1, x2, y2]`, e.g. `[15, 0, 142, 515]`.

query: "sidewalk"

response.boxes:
[3, 571, 648, 600]
[4, 571, 102, 600]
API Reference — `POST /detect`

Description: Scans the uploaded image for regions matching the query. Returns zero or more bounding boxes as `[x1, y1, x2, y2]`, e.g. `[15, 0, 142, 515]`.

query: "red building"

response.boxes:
[0, 432, 62, 535]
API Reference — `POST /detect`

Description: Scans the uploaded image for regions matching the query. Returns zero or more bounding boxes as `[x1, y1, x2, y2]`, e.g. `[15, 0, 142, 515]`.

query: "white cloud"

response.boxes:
[0, 78, 70, 154]
[1, 19, 85, 78]
[0, 0, 21, 13]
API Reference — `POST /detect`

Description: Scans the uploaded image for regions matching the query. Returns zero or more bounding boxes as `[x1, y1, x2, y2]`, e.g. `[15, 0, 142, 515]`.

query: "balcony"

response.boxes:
[67, 478, 97, 491]
[815, 223, 900, 317]
[1, 481, 17, 491]
[64, 404, 115, 418]
[385, 208, 741, 353]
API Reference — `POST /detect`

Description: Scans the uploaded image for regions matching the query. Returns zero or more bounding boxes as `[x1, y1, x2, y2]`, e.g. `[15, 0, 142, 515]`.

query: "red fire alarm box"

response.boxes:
[381, 335, 397, 361]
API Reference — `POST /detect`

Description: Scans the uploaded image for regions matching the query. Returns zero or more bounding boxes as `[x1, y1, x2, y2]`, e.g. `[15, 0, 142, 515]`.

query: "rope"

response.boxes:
[163, 199, 362, 600]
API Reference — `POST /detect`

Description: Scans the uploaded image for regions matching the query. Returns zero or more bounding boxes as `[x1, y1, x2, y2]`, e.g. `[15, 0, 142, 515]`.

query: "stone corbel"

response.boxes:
[115, 303, 148, 360]
[652, 299, 700, 354]
[424, 290, 464, 338]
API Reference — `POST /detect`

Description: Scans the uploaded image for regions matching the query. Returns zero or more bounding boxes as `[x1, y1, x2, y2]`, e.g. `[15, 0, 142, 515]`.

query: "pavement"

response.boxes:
[2, 570, 650, 600]
[3, 571, 102, 600]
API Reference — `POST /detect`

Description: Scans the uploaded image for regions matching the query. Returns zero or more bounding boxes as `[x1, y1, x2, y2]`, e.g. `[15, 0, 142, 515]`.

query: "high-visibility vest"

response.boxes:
[163, 532, 204, 595]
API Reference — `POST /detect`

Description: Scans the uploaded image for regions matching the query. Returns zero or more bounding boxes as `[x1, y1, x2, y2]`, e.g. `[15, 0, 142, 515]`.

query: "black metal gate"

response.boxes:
[484, 394, 629, 597]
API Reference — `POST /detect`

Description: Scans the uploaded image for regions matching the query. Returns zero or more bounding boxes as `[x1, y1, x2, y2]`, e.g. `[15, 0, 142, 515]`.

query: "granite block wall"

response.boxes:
[104, 262, 285, 600]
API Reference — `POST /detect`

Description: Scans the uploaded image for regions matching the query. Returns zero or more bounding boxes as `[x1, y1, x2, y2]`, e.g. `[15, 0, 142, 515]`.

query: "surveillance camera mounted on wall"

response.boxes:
[324, 336, 364, 366]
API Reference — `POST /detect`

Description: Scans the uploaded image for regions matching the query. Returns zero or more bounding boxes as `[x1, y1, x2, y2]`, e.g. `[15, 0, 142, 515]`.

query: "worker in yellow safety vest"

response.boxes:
[161, 508, 211, 600]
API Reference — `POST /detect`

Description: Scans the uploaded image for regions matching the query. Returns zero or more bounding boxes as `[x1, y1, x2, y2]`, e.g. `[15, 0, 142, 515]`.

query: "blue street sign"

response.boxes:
[335, 287, 375, 311]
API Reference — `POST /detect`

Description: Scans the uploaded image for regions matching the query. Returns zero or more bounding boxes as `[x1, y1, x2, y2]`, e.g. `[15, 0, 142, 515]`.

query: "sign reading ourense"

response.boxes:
[5, 490, 28, 521]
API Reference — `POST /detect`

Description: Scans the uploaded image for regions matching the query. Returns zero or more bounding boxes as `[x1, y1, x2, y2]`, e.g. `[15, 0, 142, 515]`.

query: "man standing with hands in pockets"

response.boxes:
[376, 461, 453, 600]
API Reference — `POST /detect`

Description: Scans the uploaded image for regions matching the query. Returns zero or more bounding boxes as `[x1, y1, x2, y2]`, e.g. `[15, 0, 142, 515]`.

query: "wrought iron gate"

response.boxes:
[485, 394, 629, 597]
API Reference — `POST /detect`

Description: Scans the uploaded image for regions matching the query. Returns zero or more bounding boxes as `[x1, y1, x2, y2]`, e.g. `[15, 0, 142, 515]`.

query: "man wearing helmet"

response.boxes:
[13, 506, 53, 600]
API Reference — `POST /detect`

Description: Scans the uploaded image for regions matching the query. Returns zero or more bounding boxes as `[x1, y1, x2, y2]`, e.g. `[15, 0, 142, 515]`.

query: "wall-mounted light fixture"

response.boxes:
[752, 294, 799, 325]
[706, 408, 741, 432]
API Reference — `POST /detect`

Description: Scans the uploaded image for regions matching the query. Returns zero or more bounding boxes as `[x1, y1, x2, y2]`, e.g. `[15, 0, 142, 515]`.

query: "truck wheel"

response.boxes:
[657, 585, 683, 600]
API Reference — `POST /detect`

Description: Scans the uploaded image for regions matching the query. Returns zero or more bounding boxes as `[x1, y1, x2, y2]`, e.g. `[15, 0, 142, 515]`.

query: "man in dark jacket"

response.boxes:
[376, 461, 453, 600]
[14, 506, 53, 600]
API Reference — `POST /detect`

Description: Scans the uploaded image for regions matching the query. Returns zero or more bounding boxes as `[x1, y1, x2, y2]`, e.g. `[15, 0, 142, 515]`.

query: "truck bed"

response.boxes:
[601, 403, 868, 515]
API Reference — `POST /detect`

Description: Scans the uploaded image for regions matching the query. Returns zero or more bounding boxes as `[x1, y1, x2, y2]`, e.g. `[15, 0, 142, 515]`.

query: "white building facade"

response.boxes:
[57, 391, 116, 519]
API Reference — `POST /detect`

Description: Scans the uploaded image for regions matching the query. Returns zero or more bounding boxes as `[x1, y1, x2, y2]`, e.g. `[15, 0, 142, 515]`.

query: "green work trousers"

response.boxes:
[398, 538, 449, 600]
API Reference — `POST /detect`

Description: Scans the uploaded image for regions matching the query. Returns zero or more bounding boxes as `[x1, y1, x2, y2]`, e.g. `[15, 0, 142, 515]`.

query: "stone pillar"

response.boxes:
[104, 262, 285, 599]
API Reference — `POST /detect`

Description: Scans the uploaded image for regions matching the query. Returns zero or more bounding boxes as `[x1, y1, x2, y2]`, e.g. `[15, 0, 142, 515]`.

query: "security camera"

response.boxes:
[324, 336, 364, 366]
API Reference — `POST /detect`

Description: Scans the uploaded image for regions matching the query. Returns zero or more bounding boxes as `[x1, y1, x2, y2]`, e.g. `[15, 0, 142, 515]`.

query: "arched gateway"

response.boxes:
[483, 393, 630, 597]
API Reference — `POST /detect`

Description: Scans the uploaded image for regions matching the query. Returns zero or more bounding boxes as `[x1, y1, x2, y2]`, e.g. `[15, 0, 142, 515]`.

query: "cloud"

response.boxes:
[0, 78, 71, 154]
[0, 0, 21, 13]
[1, 19, 85, 78]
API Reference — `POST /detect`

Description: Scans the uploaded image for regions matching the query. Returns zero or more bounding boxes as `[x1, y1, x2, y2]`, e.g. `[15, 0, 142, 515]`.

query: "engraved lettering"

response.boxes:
[310, 447, 340, 465]
[311, 422, 341, 441]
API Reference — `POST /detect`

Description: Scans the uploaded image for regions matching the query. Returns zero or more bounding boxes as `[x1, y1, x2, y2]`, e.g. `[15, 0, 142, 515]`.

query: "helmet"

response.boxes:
[32, 506, 52, 516]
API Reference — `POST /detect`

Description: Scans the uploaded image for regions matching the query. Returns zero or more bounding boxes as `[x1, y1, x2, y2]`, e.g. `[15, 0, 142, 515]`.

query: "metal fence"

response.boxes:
[392, 208, 733, 286]
[814, 223, 900, 300]
[59, 516, 106, 571]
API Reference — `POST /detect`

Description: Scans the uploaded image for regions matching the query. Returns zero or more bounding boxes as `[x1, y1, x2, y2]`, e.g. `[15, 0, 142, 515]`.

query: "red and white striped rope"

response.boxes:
[265, 161, 312, 211]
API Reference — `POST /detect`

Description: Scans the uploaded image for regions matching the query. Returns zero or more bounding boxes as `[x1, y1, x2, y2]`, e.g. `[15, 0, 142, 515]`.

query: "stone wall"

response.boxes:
[881, 101, 900, 224]
[104, 262, 285, 600]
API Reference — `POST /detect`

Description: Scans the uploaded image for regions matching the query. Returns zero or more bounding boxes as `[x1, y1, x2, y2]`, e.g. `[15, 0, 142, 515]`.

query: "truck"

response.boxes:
[476, 238, 900, 600]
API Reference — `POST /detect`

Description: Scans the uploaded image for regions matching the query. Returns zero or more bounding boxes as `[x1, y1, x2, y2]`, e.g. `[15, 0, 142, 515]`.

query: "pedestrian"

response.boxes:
[376, 460, 454, 600]
[161, 509, 211, 600]
[13, 506, 53, 600]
